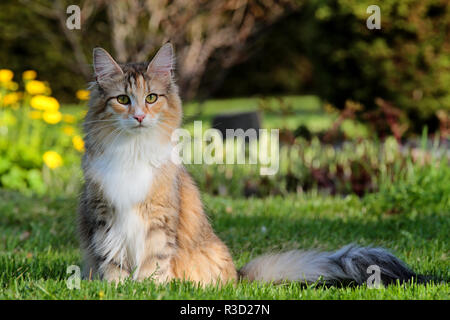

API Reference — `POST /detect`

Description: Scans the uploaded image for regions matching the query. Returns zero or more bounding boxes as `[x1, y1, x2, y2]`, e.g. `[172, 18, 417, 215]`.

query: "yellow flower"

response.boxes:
[62, 125, 75, 136]
[63, 114, 76, 124]
[43, 110, 62, 124]
[28, 111, 42, 119]
[43, 151, 63, 169]
[22, 70, 37, 81]
[30, 95, 59, 112]
[0, 69, 14, 82]
[2, 93, 19, 106]
[25, 80, 48, 95]
[98, 290, 105, 300]
[76, 89, 90, 101]
[6, 81, 19, 91]
[72, 135, 85, 152]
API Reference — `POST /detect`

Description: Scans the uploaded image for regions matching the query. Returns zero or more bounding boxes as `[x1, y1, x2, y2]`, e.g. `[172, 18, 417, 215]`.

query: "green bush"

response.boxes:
[219, 0, 450, 134]
[318, 0, 450, 133]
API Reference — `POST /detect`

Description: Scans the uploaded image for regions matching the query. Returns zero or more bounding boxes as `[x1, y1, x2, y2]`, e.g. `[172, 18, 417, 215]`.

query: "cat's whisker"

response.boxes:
[84, 126, 123, 152]
[157, 121, 176, 128]
[109, 128, 126, 150]
[92, 127, 124, 149]
[84, 124, 117, 137]
[157, 122, 177, 132]
[83, 119, 118, 125]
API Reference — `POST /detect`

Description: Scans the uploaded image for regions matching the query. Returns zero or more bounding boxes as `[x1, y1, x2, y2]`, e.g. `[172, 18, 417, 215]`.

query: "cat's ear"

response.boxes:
[147, 43, 174, 74]
[93, 47, 123, 81]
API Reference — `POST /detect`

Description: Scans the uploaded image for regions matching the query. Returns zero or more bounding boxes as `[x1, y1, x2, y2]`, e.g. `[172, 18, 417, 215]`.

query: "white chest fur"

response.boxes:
[93, 206, 145, 277]
[86, 132, 172, 274]
[87, 133, 171, 209]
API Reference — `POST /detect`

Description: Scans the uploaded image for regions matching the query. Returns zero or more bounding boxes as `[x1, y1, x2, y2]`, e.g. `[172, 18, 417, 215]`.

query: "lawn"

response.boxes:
[0, 188, 448, 299]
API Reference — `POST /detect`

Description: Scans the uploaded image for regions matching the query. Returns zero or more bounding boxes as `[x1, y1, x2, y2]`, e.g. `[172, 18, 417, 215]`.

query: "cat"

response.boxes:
[78, 43, 424, 286]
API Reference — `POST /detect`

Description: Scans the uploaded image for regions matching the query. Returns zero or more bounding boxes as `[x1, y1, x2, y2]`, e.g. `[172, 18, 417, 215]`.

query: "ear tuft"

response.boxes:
[93, 47, 123, 80]
[147, 43, 174, 74]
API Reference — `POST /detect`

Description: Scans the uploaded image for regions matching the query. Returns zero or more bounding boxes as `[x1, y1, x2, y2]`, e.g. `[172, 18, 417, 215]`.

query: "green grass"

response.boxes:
[0, 189, 448, 300]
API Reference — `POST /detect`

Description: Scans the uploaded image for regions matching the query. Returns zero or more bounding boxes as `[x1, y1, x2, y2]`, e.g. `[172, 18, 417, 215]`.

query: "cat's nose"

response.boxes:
[133, 114, 146, 123]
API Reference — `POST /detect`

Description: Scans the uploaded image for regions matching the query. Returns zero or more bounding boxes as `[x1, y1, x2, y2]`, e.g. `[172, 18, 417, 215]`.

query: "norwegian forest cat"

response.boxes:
[78, 44, 423, 286]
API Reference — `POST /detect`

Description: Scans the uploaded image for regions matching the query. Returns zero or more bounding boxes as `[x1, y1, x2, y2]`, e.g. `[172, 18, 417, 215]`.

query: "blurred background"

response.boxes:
[0, 0, 449, 202]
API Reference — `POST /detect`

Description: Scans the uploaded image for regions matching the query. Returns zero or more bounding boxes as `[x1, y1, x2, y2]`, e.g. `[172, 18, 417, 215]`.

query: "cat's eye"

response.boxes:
[145, 93, 158, 104]
[117, 95, 130, 105]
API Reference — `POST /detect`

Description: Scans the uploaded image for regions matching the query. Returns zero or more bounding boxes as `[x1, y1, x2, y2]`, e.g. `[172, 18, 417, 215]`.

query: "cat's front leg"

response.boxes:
[136, 227, 176, 283]
[101, 262, 130, 283]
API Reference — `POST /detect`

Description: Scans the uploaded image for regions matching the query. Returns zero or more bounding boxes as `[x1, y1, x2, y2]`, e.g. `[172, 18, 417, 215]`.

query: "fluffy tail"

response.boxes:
[239, 244, 424, 286]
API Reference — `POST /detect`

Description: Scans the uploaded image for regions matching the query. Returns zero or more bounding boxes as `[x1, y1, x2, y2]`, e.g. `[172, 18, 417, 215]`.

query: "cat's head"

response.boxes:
[85, 44, 182, 150]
